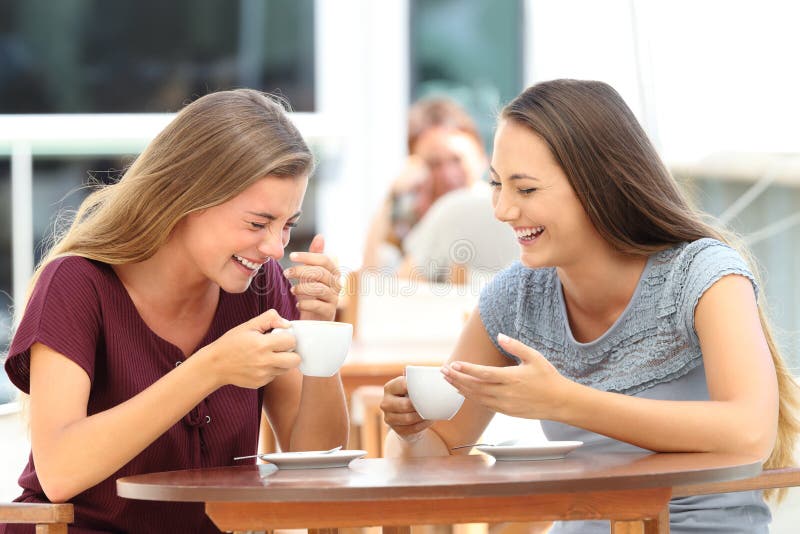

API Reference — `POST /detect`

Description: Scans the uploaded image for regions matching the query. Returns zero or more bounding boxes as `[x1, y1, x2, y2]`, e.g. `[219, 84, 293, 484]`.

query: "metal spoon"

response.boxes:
[234, 445, 342, 461]
[450, 440, 516, 450]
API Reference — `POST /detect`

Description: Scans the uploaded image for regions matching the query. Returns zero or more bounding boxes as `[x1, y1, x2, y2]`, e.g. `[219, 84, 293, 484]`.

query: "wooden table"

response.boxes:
[117, 450, 762, 534]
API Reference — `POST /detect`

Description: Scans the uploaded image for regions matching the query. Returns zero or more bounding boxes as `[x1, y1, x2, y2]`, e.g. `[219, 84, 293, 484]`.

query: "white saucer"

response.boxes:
[476, 441, 583, 461]
[259, 449, 367, 469]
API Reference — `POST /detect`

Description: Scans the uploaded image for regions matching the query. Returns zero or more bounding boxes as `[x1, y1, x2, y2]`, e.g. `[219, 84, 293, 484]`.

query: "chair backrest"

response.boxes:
[341, 267, 478, 345]
[0, 502, 74, 533]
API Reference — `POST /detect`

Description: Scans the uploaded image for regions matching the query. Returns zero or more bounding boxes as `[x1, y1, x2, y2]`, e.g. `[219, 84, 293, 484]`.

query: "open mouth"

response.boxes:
[232, 254, 262, 271]
[515, 226, 545, 244]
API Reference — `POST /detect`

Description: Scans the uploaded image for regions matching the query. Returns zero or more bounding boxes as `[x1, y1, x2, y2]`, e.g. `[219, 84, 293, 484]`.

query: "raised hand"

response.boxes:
[200, 309, 301, 389]
[441, 333, 570, 420]
[282, 234, 342, 321]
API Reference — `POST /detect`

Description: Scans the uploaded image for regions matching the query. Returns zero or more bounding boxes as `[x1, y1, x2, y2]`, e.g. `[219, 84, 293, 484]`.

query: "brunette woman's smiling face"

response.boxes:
[175, 174, 308, 293]
[490, 119, 602, 270]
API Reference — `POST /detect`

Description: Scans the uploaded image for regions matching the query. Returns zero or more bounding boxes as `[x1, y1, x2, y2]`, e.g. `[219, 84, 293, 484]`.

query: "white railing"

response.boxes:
[0, 112, 343, 306]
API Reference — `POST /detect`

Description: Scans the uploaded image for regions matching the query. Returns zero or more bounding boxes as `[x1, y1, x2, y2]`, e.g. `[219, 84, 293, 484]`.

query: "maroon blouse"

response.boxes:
[2, 256, 298, 533]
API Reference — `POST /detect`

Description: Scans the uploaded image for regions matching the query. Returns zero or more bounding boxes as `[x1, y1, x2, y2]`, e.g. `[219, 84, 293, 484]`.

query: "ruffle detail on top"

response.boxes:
[479, 239, 757, 396]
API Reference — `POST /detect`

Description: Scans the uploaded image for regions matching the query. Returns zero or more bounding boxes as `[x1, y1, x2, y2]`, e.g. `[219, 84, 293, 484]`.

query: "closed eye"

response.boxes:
[489, 179, 501, 189]
[518, 188, 537, 195]
[250, 221, 298, 230]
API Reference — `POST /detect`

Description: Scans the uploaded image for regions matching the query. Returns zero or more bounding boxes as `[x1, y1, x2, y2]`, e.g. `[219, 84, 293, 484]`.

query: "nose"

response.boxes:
[257, 231, 285, 261]
[493, 187, 520, 223]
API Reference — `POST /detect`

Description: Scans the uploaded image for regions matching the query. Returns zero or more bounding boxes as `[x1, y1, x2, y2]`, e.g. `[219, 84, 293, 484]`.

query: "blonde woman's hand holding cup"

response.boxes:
[199, 309, 301, 390]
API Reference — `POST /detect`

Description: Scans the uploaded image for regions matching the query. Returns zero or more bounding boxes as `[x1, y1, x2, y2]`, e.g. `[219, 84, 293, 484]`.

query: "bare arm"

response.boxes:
[29, 310, 298, 502]
[268, 234, 349, 450]
[444, 275, 778, 459]
[383, 309, 507, 457]
[263, 370, 349, 452]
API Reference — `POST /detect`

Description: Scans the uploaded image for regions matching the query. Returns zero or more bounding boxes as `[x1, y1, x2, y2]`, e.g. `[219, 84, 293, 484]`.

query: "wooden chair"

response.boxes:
[350, 385, 388, 458]
[338, 264, 470, 342]
[0, 502, 73, 533]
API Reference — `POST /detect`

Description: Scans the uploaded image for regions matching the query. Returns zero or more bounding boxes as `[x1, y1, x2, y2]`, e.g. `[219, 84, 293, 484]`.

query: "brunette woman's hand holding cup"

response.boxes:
[381, 375, 434, 441]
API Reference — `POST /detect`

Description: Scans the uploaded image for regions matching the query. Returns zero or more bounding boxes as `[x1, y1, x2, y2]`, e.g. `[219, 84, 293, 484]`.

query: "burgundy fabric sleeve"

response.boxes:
[5, 257, 102, 393]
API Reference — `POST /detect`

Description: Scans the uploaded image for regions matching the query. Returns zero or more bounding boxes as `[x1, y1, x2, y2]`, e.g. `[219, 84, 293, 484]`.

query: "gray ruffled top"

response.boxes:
[479, 238, 771, 533]
[480, 238, 757, 395]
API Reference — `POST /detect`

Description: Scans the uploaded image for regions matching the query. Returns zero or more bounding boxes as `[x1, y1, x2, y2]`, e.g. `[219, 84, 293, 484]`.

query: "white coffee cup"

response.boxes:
[405, 365, 465, 420]
[272, 320, 353, 377]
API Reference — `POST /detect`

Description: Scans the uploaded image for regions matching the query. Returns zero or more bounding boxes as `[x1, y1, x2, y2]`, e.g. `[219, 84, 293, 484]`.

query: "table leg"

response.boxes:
[643, 507, 670, 534]
[610, 521, 645, 534]
[610, 505, 669, 534]
[310, 529, 340, 534]
[381, 527, 410, 534]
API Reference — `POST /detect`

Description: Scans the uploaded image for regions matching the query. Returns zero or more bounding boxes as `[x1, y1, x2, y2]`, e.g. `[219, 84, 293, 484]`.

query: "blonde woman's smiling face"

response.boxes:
[175, 175, 308, 293]
[490, 119, 601, 270]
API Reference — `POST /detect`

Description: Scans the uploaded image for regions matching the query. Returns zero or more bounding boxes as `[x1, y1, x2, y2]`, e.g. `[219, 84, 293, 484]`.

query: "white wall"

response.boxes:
[524, 0, 800, 164]
[0, 403, 30, 502]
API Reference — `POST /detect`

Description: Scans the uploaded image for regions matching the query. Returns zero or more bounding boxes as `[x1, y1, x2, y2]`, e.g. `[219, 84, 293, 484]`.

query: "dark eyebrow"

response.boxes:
[247, 210, 303, 220]
[488, 166, 540, 182]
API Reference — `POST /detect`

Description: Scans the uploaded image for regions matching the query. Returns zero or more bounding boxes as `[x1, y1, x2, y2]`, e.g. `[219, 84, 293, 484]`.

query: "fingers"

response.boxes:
[381, 376, 429, 431]
[291, 280, 339, 302]
[308, 234, 325, 254]
[446, 361, 507, 383]
[268, 351, 302, 370]
[283, 236, 342, 319]
[249, 309, 291, 333]
[381, 376, 422, 424]
[497, 333, 538, 363]
[384, 376, 408, 396]
[286, 252, 339, 280]
[442, 365, 502, 402]
[265, 331, 297, 352]
[284, 264, 342, 294]
[295, 298, 336, 317]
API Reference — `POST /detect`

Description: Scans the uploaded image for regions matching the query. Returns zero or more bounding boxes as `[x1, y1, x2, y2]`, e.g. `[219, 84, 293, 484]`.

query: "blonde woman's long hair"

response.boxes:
[25, 88, 314, 297]
[10, 89, 314, 427]
[503, 79, 799, 500]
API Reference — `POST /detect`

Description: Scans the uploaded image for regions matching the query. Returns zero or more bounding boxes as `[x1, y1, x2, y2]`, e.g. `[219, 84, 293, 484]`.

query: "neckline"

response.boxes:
[106, 263, 223, 358]
[556, 254, 655, 348]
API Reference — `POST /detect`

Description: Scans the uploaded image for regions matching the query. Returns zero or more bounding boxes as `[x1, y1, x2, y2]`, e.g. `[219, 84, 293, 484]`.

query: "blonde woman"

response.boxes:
[382, 79, 799, 533]
[2, 89, 348, 533]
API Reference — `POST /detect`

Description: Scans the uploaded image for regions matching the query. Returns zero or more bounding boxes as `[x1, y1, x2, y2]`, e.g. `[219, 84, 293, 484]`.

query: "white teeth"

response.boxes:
[234, 255, 261, 270]
[515, 226, 544, 239]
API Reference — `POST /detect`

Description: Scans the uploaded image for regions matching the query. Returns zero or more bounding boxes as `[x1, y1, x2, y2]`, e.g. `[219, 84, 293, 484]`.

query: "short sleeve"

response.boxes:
[5, 257, 103, 393]
[679, 239, 758, 343]
[478, 262, 526, 362]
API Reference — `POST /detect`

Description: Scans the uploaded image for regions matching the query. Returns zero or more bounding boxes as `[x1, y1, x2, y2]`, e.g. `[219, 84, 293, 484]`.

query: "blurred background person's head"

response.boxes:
[405, 97, 487, 219]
